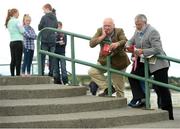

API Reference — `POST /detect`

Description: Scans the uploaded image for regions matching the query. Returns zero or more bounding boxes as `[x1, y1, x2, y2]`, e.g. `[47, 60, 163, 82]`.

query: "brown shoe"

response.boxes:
[98, 87, 116, 97]
[98, 91, 108, 97]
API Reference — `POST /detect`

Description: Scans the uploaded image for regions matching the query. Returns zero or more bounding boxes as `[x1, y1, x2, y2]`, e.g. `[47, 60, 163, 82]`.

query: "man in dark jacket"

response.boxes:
[53, 21, 68, 84]
[38, 3, 58, 76]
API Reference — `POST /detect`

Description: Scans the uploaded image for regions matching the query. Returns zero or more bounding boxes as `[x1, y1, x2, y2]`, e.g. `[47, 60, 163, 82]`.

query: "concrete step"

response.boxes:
[0, 96, 127, 116]
[0, 108, 169, 128]
[117, 107, 180, 128]
[0, 76, 52, 85]
[0, 85, 87, 99]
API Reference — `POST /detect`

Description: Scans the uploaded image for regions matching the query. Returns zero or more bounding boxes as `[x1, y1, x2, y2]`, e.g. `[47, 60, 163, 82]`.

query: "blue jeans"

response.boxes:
[22, 48, 34, 74]
[53, 53, 68, 84]
[41, 43, 55, 75]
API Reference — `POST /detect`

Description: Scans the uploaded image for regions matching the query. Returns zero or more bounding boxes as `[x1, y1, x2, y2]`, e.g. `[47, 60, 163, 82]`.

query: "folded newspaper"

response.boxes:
[140, 55, 157, 64]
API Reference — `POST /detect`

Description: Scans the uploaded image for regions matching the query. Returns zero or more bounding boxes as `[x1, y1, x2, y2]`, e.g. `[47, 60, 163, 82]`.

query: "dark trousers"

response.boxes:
[21, 48, 34, 74]
[128, 60, 173, 119]
[128, 60, 145, 100]
[153, 68, 173, 120]
[41, 43, 55, 75]
[10, 41, 23, 76]
[53, 53, 68, 84]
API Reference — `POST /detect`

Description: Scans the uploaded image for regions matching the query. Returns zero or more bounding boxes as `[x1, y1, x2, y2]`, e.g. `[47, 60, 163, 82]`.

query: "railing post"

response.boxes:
[37, 35, 42, 75]
[107, 56, 112, 96]
[71, 35, 77, 85]
[144, 58, 151, 109]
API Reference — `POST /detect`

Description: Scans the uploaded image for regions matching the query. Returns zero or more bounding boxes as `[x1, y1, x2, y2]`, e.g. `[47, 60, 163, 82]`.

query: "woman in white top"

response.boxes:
[5, 8, 24, 76]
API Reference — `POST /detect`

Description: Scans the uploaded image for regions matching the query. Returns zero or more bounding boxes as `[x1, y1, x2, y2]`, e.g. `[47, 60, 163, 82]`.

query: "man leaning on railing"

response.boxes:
[125, 14, 174, 120]
[88, 18, 130, 97]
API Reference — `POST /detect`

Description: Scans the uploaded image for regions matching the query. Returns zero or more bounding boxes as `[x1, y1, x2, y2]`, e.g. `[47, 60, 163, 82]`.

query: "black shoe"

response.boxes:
[89, 81, 98, 95]
[54, 77, 61, 84]
[128, 99, 139, 107]
[98, 91, 108, 97]
[62, 78, 69, 85]
[169, 115, 174, 120]
[162, 106, 174, 120]
[48, 72, 53, 77]
[130, 99, 145, 108]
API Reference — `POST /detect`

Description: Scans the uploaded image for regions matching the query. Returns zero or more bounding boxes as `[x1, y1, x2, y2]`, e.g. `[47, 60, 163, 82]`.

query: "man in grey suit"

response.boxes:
[126, 14, 174, 120]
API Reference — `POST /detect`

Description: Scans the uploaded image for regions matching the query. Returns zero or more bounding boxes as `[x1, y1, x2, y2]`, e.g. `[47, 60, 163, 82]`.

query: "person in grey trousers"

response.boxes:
[126, 14, 174, 120]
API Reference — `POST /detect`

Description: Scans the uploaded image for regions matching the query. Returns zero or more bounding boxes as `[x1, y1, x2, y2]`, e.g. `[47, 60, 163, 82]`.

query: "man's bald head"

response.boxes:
[103, 18, 114, 25]
[103, 18, 115, 35]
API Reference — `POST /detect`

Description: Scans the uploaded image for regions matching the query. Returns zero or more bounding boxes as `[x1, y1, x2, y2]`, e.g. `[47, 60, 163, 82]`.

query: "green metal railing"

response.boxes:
[0, 63, 37, 75]
[37, 27, 180, 109]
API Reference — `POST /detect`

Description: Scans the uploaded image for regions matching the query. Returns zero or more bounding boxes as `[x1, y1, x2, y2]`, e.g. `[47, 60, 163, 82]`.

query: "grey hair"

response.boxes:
[135, 14, 147, 23]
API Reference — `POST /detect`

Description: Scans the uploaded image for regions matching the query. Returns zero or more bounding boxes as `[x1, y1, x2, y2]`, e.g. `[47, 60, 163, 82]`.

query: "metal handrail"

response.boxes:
[37, 27, 180, 109]
[0, 62, 37, 75]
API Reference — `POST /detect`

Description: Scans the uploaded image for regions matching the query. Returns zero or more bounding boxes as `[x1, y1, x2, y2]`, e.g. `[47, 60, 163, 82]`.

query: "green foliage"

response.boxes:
[169, 76, 180, 87]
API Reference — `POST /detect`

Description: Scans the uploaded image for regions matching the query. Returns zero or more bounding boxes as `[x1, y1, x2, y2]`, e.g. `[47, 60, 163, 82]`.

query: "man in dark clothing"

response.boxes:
[53, 21, 68, 84]
[38, 3, 58, 76]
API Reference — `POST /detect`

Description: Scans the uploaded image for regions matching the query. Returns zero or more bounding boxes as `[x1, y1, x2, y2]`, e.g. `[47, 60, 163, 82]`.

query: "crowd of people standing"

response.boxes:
[5, 3, 68, 85]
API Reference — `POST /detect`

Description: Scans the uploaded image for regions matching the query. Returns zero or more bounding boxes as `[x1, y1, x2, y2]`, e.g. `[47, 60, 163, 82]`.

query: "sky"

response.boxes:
[0, 0, 180, 77]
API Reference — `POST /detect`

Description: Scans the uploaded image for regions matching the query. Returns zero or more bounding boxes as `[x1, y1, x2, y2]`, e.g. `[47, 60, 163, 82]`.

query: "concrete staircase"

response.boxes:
[0, 76, 169, 128]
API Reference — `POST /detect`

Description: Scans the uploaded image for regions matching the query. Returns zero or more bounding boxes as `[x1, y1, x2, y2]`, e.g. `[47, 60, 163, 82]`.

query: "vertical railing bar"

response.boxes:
[107, 56, 112, 96]
[144, 58, 151, 109]
[37, 35, 42, 75]
[71, 35, 77, 85]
